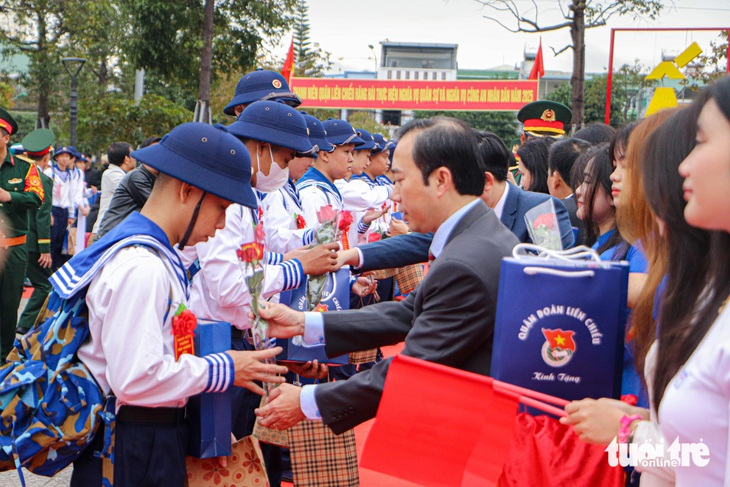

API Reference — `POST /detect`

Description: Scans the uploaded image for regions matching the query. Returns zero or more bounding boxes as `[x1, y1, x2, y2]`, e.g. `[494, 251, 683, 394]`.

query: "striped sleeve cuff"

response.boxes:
[266, 251, 283, 265]
[357, 220, 370, 234]
[302, 229, 315, 246]
[280, 259, 304, 291]
[203, 352, 235, 393]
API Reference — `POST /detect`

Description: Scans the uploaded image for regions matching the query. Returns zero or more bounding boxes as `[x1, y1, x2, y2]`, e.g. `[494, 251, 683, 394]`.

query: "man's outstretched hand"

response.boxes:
[255, 383, 306, 430]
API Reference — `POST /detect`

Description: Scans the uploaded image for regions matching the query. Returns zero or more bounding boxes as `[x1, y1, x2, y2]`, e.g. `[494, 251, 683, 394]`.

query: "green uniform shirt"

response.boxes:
[26, 169, 53, 253]
[0, 152, 44, 238]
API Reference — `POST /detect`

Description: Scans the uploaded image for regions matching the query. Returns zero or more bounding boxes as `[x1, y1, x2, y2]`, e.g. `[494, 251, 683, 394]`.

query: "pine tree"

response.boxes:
[293, 0, 311, 61]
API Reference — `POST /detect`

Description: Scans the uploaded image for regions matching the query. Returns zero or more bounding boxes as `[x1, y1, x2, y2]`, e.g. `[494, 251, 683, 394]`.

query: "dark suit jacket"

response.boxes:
[359, 184, 573, 272]
[315, 201, 519, 433]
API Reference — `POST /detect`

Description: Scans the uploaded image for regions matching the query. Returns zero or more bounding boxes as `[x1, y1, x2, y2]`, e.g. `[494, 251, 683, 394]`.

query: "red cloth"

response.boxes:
[499, 412, 625, 487]
[360, 355, 519, 486]
[529, 39, 545, 80]
[282, 36, 295, 84]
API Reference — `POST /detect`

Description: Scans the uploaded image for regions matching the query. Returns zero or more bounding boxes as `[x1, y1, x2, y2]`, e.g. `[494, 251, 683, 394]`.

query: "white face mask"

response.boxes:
[255, 145, 290, 193]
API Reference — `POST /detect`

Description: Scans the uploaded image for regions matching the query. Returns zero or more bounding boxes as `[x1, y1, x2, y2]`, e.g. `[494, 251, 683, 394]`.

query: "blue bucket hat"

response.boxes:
[354, 128, 377, 151]
[53, 146, 77, 160]
[9, 143, 24, 156]
[131, 122, 257, 209]
[301, 113, 334, 154]
[371, 133, 396, 155]
[322, 119, 365, 147]
[227, 100, 315, 156]
[223, 69, 302, 116]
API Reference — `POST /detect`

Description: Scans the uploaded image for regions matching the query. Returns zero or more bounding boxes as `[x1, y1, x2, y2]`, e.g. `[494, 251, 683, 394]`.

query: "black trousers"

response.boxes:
[50, 206, 68, 271]
[0, 244, 27, 359]
[71, 419, 189, 487]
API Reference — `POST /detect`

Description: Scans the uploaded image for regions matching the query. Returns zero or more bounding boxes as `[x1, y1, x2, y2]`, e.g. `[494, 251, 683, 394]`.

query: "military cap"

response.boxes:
[21, 129, 55, 158]
[322, 119, 365, 147]
[517, 100, 572, 137]
[301, 113, 334, 154]
[132, 122, 257, 209]
[355, 128, 377, 151]
[0, 106, 18, 136]
[223, 69, 302, 116]
[227, 100, 315, 157]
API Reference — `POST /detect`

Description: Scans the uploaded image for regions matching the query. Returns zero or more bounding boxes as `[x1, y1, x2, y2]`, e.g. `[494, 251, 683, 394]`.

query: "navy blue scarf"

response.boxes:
[50, 212, 188, 299]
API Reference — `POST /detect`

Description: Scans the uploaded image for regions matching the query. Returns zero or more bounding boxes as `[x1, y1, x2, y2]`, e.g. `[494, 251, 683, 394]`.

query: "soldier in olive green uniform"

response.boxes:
[0, 107, 44, 358]
[16, 129, 55, 334]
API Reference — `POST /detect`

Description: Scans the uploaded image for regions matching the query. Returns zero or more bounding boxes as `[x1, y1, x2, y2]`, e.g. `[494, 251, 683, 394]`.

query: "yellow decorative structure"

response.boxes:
[644, 42, 703, 115]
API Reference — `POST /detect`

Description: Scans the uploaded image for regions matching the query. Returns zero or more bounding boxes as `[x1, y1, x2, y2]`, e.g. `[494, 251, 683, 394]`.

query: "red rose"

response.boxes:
[533, 213, 556, 229]
[296, 213, 306, 229]
[172, 309, 197, 336]
[316, 205, 337, 223]
[253, 242, 265, 261]
[368, 232, 382, 243]
[338, 211, 353, 231]
[238, 243, 260, 263]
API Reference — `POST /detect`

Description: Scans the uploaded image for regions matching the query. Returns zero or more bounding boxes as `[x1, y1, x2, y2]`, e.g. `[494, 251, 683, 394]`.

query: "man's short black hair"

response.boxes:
[474, 131, 510, 183]
[107, 141, 133, 167]
[548, 137, 593, 185]
[397, 117, 484, 196]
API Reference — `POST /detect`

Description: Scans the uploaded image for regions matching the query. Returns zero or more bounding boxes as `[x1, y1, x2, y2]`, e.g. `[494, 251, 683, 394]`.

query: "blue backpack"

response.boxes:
[0, 289, 111, 485]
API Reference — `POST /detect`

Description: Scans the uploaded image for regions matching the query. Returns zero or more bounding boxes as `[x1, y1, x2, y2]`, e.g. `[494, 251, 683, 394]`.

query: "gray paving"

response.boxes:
[0, 467, 72, 486]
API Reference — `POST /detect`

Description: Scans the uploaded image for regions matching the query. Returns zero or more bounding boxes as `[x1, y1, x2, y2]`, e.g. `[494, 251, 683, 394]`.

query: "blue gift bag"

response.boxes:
[491, 256, 629, 402]
[277, 268, 349, 365]
[187, 319, 232, 458]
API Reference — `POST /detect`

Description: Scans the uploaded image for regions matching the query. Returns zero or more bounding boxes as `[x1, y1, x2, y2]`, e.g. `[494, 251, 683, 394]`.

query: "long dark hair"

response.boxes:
[634, 101, 709, 398]
[652, 77, 730, 412]
[517, 137, 554, 194]
[573, 144, 628, 255]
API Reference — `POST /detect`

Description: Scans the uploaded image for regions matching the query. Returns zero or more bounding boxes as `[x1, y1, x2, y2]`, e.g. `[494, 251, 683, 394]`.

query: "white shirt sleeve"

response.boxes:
[262, 189, 313, 254]
[298, 186, 329, 230]
[340, 178, 392, 211]
[82, 246, 234, 408]
[188, 204, 304, 328]
[300, 384, 322, 421]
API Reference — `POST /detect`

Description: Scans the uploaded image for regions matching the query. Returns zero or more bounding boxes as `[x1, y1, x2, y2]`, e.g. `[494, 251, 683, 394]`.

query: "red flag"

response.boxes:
[529, 39, 545, 80]
[282, 36, 295, 84]
[360, 355, 520, 486]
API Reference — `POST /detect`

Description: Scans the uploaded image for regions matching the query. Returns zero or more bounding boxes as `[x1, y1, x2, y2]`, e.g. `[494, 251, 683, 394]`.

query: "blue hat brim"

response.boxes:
[132, 143, 257, 209]
[223, 92, 302, 115]
[227, 120, 314, 155]
[54, 149, 75, 159]
[329, 133, 366, 146]
[355, 140, 376, 151]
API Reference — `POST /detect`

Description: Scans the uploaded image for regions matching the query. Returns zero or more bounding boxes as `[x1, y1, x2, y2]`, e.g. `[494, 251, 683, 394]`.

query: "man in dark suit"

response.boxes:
[336, 131, 573, 273]
[255, 117, 519, 434]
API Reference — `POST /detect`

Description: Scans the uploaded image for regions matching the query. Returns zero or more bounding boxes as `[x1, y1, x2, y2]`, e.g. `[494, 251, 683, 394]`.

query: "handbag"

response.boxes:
[394, 263, 425, 294]
[185, 435, 269, 487]
[252, 396, 289, 448]
[491, 244, 629, 401]
[288, 419, 359, 487]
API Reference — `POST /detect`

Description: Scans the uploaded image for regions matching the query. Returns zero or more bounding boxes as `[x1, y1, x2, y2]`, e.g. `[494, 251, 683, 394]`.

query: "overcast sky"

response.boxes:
[279, 0, 729, 75]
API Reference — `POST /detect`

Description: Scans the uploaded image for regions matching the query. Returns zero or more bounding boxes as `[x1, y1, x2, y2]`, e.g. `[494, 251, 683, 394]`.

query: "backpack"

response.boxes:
[0, 234, 182, 486]
[0, 289, 107, 485]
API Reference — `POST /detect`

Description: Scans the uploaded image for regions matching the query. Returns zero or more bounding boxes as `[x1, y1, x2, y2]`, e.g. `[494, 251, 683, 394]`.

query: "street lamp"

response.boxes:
[368, 44, 378, 73]
[62, 57, 86, 147]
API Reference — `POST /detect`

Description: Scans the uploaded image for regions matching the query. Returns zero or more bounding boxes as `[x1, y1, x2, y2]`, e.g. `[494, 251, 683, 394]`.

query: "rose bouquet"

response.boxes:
[305, 205, 351, 311]
[237, 222, 275, 393]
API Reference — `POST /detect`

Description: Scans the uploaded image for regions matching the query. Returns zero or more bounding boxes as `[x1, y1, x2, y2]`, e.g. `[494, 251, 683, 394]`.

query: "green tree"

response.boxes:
[74, 94, 191, 154]
[476, 0, 663, 126]
[291, 0, 332, 77]
[413, 110, 518, 147]
[121, 0, 297, 107]
[348, 111, 386, 135]
[0, 0, 71, 126]
[686, 31, 728, 85]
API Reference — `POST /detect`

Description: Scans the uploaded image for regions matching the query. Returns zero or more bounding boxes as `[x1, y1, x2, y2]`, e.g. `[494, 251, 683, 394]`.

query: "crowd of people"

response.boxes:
[0, 69, 729, 486]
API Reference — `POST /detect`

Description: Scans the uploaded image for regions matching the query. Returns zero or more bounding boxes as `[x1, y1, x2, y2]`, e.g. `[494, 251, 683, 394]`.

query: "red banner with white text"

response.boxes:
[290, 78, 537, 111]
